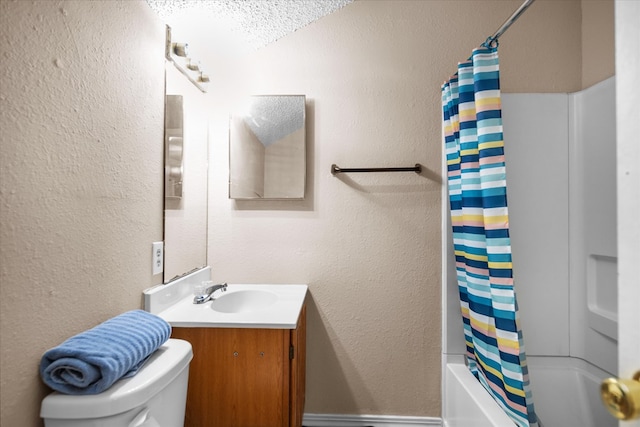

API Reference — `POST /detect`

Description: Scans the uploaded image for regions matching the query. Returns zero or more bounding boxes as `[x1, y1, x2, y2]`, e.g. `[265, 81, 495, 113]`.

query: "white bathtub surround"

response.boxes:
[527, 357, 614, 427]
[443, 357, 513, 427]
[442, 78, 618, 426]
[567, 77, 618, 374]
[444, 356, 615, 427]
[302, 413, 441, 427]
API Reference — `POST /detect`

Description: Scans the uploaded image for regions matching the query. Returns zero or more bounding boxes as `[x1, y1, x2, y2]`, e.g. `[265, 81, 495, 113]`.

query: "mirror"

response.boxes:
[229, 95, 306, 200]
[165, 95, 184, 200]
[163, 62, 209, 283]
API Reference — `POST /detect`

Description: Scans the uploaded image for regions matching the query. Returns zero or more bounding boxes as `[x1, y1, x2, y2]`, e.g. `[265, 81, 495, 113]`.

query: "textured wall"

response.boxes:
[205, 0, 583, 417]
[0, 1, 165, 426]
[582, 0, 615, 88]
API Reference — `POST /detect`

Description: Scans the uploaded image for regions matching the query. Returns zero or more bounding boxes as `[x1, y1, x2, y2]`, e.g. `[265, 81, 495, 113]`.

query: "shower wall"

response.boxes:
[443, 77, 618, 375]
[567, 77, 617, 374]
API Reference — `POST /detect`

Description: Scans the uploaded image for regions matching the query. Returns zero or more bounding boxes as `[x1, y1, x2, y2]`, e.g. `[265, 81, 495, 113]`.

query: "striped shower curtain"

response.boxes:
[442, 46, 539, 427]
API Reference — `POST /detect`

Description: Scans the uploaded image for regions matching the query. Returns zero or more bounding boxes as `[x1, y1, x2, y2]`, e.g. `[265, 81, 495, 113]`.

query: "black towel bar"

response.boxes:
[331, 163, 422, 175]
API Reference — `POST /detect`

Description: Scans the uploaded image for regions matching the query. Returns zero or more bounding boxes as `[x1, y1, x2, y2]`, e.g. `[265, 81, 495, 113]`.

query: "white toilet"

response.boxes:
[40, 338, 193, 427]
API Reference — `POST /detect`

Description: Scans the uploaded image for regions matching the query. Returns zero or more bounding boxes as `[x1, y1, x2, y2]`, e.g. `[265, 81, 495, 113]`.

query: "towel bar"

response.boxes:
[331, 164, 422, 175]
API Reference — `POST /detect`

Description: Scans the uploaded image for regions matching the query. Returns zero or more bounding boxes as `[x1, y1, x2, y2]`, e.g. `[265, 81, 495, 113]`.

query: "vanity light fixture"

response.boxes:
[172, 42, 189, 57]
[165, 26, 208, 93]
[186, 59, 200, 72]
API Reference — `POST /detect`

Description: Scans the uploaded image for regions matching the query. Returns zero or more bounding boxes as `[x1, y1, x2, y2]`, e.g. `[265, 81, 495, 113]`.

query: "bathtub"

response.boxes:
[443, 355, 616, 427]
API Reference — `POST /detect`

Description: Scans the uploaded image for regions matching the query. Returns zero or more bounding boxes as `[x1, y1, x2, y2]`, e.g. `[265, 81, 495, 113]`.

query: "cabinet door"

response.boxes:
[289, 304, 306, 427]
[172, 328, 289, 427]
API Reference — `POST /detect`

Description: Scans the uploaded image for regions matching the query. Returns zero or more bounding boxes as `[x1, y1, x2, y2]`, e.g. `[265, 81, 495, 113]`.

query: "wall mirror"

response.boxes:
[163, 62, 209, 283]
[229, 95, 306, 200]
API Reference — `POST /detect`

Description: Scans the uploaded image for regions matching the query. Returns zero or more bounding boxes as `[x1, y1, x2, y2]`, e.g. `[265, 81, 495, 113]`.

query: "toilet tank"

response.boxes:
[41, 338, 193, 427]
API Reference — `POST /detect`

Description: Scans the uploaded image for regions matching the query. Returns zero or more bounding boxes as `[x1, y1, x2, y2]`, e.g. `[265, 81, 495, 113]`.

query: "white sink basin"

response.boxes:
[211, 289, 278, 313]
[152, 283, 307, 329]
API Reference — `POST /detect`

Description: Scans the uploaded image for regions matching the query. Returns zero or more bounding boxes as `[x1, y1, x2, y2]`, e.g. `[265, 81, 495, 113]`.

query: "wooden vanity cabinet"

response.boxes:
[171, 304, 306, 427]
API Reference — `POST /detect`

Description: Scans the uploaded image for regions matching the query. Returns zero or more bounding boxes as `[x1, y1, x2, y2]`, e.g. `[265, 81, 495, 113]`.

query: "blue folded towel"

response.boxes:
[40, 310, 171, 395]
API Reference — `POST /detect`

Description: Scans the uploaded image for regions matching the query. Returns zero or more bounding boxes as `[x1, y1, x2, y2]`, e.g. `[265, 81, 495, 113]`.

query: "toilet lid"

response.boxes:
[40, 338, 192, 420]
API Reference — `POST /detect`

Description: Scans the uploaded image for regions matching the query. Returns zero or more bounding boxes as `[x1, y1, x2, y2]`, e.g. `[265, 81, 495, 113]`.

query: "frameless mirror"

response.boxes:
[229, 95, 306, 200]
[165, 95, 184, 200]
[163, 62, 209, 283]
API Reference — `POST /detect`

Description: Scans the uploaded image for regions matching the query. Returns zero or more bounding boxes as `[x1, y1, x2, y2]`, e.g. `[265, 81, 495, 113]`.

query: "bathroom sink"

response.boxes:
[149, 282, 308, 329]
[211, 289, 278, 313]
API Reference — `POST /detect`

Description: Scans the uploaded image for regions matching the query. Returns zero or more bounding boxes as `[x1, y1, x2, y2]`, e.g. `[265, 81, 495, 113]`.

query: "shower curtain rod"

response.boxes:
[484, 0, 535, 47]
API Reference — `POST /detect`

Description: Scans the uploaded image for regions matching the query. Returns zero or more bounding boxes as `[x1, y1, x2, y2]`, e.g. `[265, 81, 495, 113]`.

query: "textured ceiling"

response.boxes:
[146, 0, 353, 49]
[149, 1, 348, 144]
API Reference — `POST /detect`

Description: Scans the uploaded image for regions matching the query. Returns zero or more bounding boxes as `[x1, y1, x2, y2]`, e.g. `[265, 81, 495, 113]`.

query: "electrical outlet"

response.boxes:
[152, 241, 164, 275]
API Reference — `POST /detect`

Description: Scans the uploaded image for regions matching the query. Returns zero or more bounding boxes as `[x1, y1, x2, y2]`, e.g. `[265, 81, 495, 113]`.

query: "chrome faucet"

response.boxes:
[193, 282, 227, 304]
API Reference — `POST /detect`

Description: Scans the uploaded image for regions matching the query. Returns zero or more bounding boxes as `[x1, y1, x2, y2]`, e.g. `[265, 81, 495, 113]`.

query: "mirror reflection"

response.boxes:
[229, 95, 306, 200]
[164, 95, 184, 200]
[163, 62, 209, 282]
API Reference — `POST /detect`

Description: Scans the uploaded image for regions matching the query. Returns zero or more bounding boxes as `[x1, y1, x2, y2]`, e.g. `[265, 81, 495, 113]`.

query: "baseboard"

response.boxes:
[302, 413, 442, 427]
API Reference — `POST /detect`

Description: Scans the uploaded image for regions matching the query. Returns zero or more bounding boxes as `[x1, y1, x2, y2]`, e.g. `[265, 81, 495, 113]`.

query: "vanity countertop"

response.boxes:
[155, 283, 308, 329]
